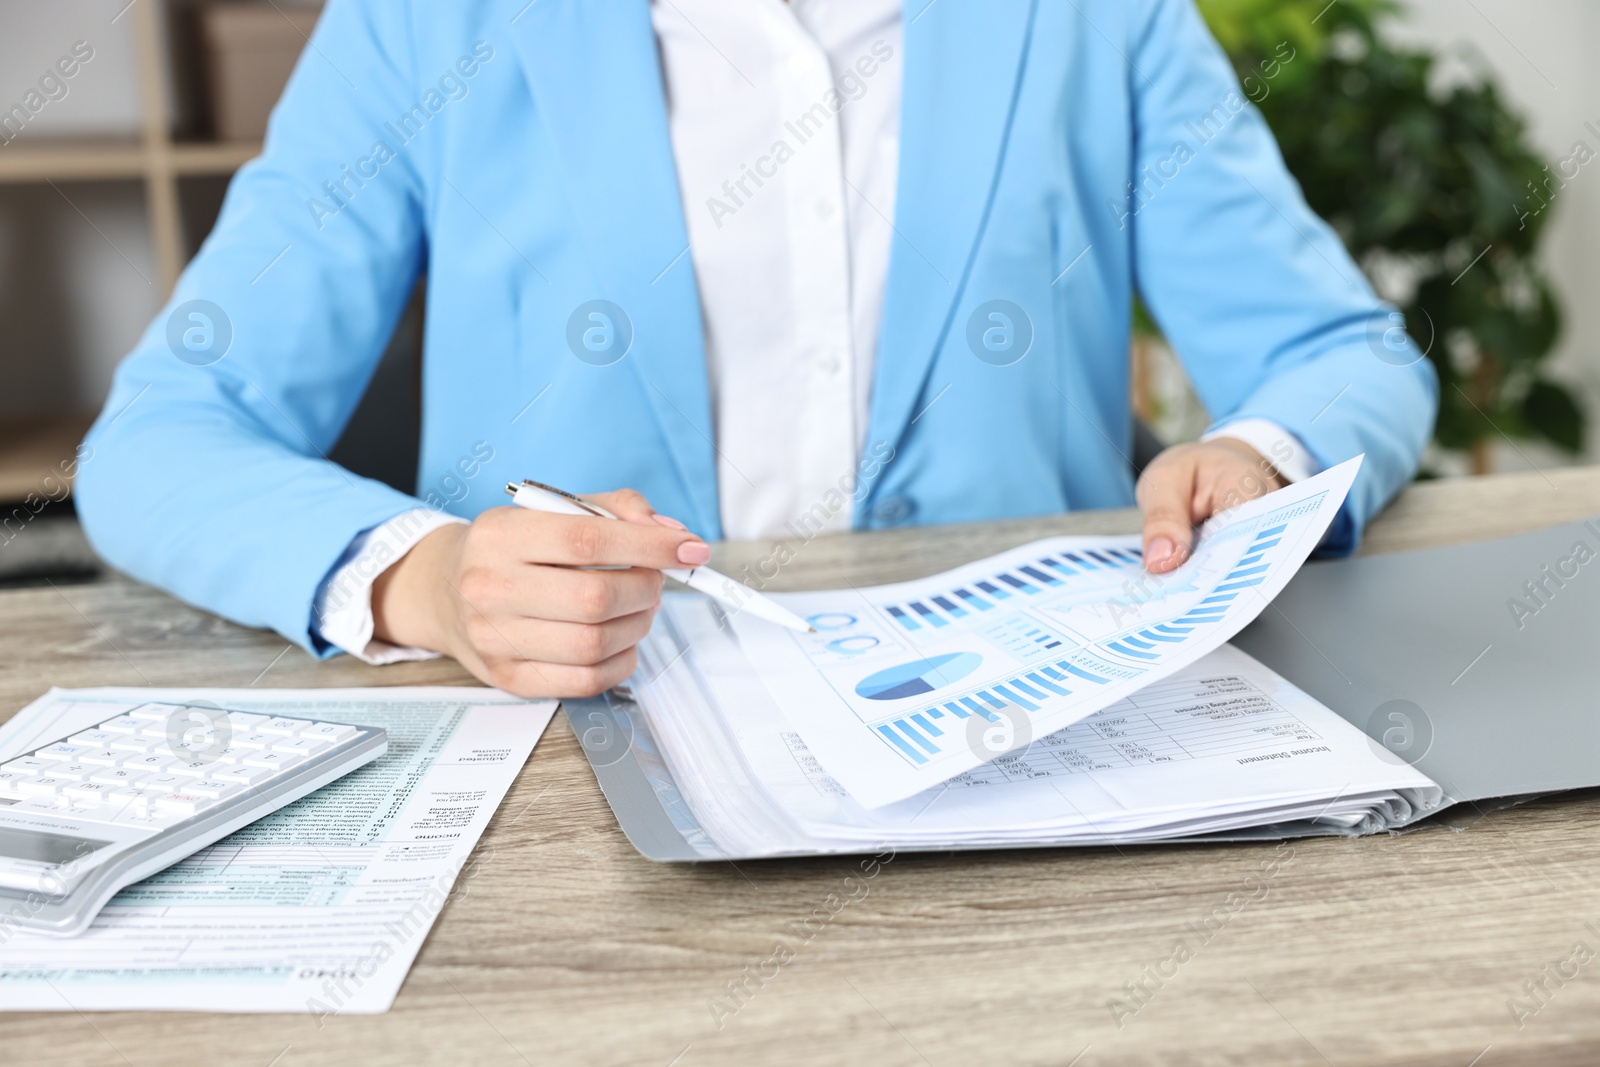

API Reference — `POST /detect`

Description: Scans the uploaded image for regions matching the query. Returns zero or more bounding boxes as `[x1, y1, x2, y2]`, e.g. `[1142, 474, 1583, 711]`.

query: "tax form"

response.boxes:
[0, 687, 554, 1014]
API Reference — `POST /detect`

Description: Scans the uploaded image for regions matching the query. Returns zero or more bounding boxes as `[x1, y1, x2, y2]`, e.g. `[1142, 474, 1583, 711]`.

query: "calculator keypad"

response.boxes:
[0, 707, 365, 827]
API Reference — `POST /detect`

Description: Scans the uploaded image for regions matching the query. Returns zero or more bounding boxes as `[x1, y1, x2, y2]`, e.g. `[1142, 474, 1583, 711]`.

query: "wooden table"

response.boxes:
[4, 467, 1600, 1066]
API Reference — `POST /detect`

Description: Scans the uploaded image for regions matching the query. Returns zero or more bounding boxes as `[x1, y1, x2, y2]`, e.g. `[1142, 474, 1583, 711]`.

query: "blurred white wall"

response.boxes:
[0, 1, 145, 136]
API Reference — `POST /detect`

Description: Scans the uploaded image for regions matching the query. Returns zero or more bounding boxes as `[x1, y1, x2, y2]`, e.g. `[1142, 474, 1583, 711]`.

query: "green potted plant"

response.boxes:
[1184, 0, 1584, 473]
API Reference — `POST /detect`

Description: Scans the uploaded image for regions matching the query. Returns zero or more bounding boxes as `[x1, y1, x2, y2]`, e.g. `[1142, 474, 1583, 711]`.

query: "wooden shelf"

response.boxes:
[0, 138, 260, 185]
[0, 139, 145, 183]
[169, 139, 263, 175]
[0, 3, 272, 292]
[0, 413, 97, 504]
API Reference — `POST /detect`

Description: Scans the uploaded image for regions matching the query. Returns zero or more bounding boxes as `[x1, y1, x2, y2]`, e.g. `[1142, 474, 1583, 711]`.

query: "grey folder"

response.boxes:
[1234, 514, 1600, 803]
[567, 516, 1600, 861]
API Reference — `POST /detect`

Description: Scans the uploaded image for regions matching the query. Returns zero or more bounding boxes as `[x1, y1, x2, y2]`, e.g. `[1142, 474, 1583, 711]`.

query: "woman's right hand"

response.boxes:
[370, 489, 711, 697]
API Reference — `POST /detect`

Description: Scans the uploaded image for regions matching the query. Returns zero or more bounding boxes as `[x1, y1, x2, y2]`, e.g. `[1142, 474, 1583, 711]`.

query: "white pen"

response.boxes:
[505, 480, 814, 633]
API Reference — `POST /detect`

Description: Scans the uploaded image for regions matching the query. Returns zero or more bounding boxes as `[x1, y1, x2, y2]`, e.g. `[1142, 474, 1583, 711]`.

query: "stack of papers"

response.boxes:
[631, 459, 1445, 856]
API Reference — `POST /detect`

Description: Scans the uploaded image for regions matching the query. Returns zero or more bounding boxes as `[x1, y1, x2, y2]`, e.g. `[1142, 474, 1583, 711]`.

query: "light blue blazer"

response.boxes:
[76, 0, 1437, 655]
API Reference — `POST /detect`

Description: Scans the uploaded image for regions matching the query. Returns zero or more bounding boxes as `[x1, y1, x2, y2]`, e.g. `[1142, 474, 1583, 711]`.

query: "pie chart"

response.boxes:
[855, 652, 983, 701]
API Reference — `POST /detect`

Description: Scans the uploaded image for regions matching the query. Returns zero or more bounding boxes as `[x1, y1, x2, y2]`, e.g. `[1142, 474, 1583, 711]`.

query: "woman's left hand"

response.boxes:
[1136, 438, 1288, 574]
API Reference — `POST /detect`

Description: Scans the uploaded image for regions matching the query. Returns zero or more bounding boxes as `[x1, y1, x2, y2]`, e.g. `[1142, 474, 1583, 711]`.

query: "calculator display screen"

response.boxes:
[0, 826, 113, 866]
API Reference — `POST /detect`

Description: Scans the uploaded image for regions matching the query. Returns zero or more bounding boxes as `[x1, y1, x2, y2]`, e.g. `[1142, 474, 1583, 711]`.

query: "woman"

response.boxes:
[76, 0, 1436, 696]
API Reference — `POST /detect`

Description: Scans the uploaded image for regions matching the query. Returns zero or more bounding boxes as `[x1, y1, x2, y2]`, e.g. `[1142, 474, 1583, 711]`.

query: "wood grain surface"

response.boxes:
[3, 467, 1599, 1067]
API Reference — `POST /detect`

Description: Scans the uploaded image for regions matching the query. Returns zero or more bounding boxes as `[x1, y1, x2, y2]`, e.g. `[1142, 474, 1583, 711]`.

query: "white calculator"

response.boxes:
[0, 702, 386, 937]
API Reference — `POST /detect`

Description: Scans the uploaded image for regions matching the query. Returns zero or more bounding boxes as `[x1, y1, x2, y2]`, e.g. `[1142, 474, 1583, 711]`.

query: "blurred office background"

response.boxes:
[0, 0, 1593, 584]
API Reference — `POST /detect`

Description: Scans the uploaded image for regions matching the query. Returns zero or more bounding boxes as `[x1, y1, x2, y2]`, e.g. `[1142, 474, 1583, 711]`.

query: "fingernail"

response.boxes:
[652, 514, 688, 530]
[1147, 536, 1176, 564]
[677, 540, 712, 567]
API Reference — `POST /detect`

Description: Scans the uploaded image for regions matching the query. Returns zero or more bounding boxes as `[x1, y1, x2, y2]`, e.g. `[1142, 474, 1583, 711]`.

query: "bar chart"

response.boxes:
[879, 545, 1144, 632]
[871, 652, 1127, 765]
[1096, 521, 1286, 664]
